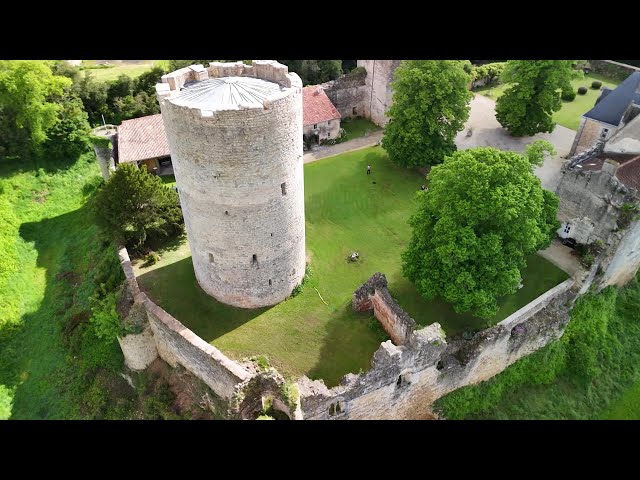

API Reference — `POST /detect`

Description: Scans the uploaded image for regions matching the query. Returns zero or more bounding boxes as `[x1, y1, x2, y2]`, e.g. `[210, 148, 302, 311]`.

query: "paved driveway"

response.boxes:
[455, 95, 576, 191]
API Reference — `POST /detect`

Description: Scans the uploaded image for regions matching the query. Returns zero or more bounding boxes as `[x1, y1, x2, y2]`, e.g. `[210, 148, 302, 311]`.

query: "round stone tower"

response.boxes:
[156, 61, 306, 309]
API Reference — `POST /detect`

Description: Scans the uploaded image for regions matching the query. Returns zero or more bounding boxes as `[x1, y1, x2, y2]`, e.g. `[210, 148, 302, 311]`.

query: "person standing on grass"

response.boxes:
[367, 164, 371, 175]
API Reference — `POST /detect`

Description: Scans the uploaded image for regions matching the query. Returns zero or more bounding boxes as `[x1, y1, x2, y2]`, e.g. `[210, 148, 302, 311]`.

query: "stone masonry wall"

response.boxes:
[555, 161, 631, 242]
[319, 69, 368, 119]
[352, 272, 415, 345]
[144, 295, 251, 400]
[157, 61, 306, 309]
[299, 276, 575, 420]
[599, 219, 640, 288]
[303, 119, 341, 143]
[117, 247, 252, 401]
[358, 60, 402, 127]
[590, 60, 640, 82]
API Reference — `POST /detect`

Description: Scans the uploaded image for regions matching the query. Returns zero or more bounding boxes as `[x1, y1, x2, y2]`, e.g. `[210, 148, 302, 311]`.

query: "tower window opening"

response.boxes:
[271, 233, 273, 237]
[225, 211, 229, 215]
[252, 254, 257, 264]
[281, 182, 287, 195]
[269, 279, 272, 286]
[209, 253, 214, 263]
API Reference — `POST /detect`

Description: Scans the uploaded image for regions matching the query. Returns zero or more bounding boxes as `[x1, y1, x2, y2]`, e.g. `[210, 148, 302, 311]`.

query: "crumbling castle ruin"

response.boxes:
[108, 61, 640, 420]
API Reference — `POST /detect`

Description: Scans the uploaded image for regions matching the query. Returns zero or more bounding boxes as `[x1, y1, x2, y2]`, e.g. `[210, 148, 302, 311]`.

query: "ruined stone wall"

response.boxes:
[590, 60, 640, 82]
[319, 69, 368, 119]
[358, 60, 402, 127]
[555, 161, 630, 242]
[299, 275, 575, 420]
[157, 61, 306, 308]
[144, 294, 251, 400]
[599, 220, 640, 288]
[352, 272, 415, 345]
[117, 247, 251, 401]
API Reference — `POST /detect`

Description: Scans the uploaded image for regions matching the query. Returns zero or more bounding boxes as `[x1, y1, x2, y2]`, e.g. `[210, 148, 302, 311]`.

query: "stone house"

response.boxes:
[302, 86, 341, 145]
[117, 114, 173, 175]
[569, 72, 640, 157]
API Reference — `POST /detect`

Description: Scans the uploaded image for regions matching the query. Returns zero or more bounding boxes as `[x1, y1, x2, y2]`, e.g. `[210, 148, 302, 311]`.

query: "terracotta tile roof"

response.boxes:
[302, 86, 341, 126]
[117, 114, 170, 163]
[615, 155, 640, 190]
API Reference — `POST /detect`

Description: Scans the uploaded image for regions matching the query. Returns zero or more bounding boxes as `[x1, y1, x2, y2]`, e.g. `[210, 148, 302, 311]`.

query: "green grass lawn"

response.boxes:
[600, 379, 640, 419]
[474, 73, 620, 130]
[340, 117, 381, 141]
[136, 147, 568, 386]
[81, 61, 159, 81]
[160, 174, 176, 187]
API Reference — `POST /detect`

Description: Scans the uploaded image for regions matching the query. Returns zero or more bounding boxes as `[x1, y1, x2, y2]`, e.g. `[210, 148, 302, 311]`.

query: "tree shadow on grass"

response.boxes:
[305, 299, 387, 388]
[136, 257, 271, 343]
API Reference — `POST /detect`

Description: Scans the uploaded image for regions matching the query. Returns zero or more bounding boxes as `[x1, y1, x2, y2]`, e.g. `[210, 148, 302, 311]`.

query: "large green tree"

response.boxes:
[402, 141, 560, 319]
[0, 60, 71, 158]
[495, 60, 578, 136]
[95, 164, 184, 249]
[382, 60, 473, 168]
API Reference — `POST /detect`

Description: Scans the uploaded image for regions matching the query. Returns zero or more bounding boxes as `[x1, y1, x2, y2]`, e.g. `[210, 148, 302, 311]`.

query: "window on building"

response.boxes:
[313, 124, 317, 129]
[281, 182, 287, 195]
[327, 132, 331, 138]
[252, 254, 257, 264]
[564, 224, 571, 234]
[600, 128, 609, 140]
[328, 120, 331, 126]
[209, 253, 214, 263]
[353, 107, 357, 115]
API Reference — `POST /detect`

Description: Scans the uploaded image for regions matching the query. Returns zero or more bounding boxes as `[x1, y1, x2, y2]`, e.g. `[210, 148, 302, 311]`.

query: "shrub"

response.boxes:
[591, 80, 602, 89]
[581, 253, 595, 268]
[143, 251, 160, 266]
[561, 88, 576, 101]
[577, 87, 588, 95]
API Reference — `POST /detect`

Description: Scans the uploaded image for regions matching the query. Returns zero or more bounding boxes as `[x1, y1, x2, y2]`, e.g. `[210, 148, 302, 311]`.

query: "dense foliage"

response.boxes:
[436, 277, 640, 419]
[402, 141, 559, 318]
[74, 66, 166, 126]
[278, 60, 343, 85]
[382, 60, 473, 168]
[495, 60, 579, 136]
[0, 61, 74, 158]
[471, 62, 505, 85]
[94, 163, 184, 249]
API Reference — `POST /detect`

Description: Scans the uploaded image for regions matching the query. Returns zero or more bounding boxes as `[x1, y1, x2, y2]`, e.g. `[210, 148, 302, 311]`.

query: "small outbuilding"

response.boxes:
[117, 113, 173, 175]
[302, 86, 341, 145]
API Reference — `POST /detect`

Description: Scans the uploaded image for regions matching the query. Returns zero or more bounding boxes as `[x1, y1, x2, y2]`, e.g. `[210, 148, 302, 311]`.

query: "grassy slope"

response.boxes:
[474, 73, 619, 130]
[0, 156, 124, 419]
[137, 147, 567, 386]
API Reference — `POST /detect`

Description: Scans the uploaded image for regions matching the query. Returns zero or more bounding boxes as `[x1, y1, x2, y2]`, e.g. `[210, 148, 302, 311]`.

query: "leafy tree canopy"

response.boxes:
[0, 60, 71, 158]
[382, 60, 473, 168]
[278, 60, 343, 86]
[402, 141, 560, 318]
[495, 60, 581, 136]
[94, 164, 184, 249]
